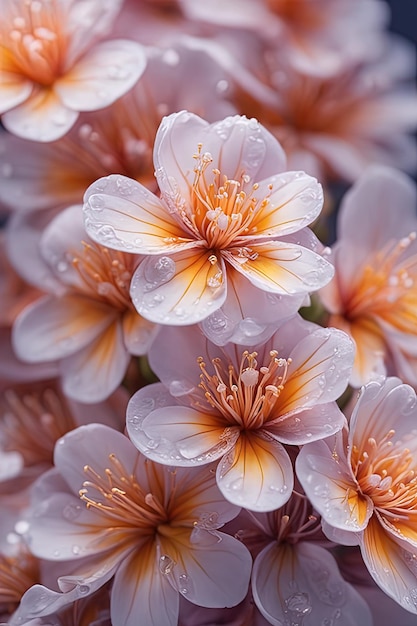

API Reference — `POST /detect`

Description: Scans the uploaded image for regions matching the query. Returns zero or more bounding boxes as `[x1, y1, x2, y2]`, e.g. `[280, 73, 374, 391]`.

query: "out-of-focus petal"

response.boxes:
[12, 294, 113, 362]
[128, 404, 237, 466]
[0, 71, 33, 114]
[55, 40, 147, 111]
[216, 432, 293, 511]
[83, 174, 190, 253]
[224, 241, 333, 294]
[296, 436, 373, 532]
[122, 308, 159, 356]
[130, 249, 227, 325]
[360, 514, 417, 614]
[2, 88, 78, 142]
[252, 541, 373, 626]
[60, 320, 129, 403]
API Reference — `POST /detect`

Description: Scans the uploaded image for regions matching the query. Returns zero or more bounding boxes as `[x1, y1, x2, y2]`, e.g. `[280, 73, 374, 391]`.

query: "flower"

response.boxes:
[83, 111, 333, 330]
[11, 205, 158, 403]
[14, 423, 252, 626]
[319, 165, 417, 387]
[126, 316, 354, 511]
[297, 376, 417, 614]
[0, 0, 146, 141]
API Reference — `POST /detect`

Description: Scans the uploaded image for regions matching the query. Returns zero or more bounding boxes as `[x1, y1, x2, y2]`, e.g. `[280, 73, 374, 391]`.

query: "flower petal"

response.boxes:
[252, 541, 373, 626]
[60, 320, 130, 403]
[296, 436, 373, 532]
[268, 402, 345, 445]
[216, 432, 293, 511]
[130, 249, 227, 325]
[83, 174, 190, 253]
[2, 88, 78, 142]
[122, 308, 159, 356]
[224, 240, 333, 294]
[127, 402, 237, 466]
[12, 294, 114, 362]
[55, 40, 147, 111]
[0, 71, 33, 114]
[360, 514, 417, 614]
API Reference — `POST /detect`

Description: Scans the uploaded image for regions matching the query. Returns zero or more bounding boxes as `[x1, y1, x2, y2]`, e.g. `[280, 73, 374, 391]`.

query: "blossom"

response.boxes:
[297, 376, 417, 614]
[319, 166, 417, 386]
[238, 491, 372, 626]
[126, 316, 354, 511]
[0, 0, 146, 141]
[83, 111, 333, 332]
[11, 205, 158, 403]
[14, 423, 252, 626]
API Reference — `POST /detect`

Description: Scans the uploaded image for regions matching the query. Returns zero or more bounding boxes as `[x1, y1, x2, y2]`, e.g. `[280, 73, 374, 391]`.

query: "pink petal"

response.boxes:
[128, 403, 237, 466]
[55, 40, 146, 111]
[216, 432, 294, 511]
[130, 249, 227, 325]
[111, 542, 179, 626]
[2, 88, 78, 142]
[122, 308, 159, 356]
[268, 402, 345, 445]
[278, 327, 355, 413]
[360, 515, 417, 614]
[252, 541, 373, 626]
[60, 320, 130, 403]
[12, 294, 113, 362]
[83, 174, 190, 253]
[296, 436, 373, 532]
[0, 72, 33, 114]
[224, 240, 334, 295]
[154, 112, 287, 212]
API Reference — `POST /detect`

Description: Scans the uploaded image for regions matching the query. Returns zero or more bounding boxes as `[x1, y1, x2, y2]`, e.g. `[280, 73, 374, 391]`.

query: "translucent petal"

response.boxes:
[0, 71, 33, 114]
[268, 402, 345, 445]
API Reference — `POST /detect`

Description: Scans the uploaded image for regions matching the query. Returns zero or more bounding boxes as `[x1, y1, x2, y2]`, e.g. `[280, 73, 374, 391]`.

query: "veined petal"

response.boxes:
[268, 402, 345, 445]
[277, 327, 355, 413]
[159, 529, 251, 609]
[128, 405, 237, 466]
[55, 40, 146, 111]
[0, 70, 33, 114]
[252, 541, 372, 626]
[2, 88, 78, 142]
[60, 320, 130, 403]
[360, 515, 417, 614]
[130, 249, 227, 325]
[83, 174, 191, 253]
[12, 294, 114, 362]
[216, 431, 293, 512]
[224, 240, 333, 294]
[296, 437, 373, 532]
[122, 308, 159, 356]
[111, 541, 179, 626]
[249, 171, 323, 238]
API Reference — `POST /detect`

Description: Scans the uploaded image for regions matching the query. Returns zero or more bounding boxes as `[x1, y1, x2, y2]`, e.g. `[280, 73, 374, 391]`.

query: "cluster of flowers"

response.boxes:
[1, 1, 417, 625]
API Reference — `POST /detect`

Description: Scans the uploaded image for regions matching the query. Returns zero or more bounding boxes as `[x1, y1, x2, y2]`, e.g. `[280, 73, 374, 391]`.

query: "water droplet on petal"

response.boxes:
[159, 554, 175, 574]
[144, 256, 176, 286]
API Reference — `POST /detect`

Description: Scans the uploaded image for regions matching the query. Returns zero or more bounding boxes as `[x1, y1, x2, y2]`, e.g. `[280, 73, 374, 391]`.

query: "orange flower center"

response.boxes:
[1, 0, 68, 86]
[351, 429, 417, 519]
[197, 349, 292, 430]
[71, 241, 135, 311]
[0, 547, 39, 615]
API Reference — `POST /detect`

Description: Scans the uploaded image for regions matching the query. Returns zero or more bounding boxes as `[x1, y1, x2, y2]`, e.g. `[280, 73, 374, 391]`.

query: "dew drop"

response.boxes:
[89, 195, 105, 210]
[144, 256, 176, 286]
[285, 591, 312, 616]
[159, 554, 175, 574]
[72, 545, 81, 555]
[78, 584, 90, 595]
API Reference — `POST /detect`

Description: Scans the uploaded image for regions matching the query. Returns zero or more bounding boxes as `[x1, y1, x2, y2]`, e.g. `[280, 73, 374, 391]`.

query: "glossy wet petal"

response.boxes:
[130, 249, 227, 325]
[224, 240, 333, 295]
[2, 88, 78, 142]
[268, 402, 345, 445]
[216, 431, 293, 511]
[55, 40, 146, 111]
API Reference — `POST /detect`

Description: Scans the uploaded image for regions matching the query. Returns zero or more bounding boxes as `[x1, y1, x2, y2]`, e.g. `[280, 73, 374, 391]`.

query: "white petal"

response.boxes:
[268, 402, 345, 445]
[0, 72, 33, 114]
[55, 40, 147, 111]
[216, 432, 293, 511]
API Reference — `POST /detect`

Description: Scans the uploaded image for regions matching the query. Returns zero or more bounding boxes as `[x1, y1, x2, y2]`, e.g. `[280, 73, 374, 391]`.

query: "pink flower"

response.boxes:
[238, 491, 372, 626]
[14, 423, 252, 626]
[126, 316, 354, 511]
[319, 166, 417, 387]
[0, 0, 146, 141]
[297, 377, 417, 614]
[83, 111, 333, 333]
[12, 205, 158, 402]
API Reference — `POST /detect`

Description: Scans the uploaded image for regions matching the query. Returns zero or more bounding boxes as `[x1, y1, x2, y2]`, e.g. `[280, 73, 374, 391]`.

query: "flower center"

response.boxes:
[0, 547, 39, 615]
[72, 241, 135, 311]
[179, 144, 273, 251]
[351, 429, 417, 518]
[197, 349, 291, 430]
[344, 232, 417, 332]
[1, 0, 68, 86]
